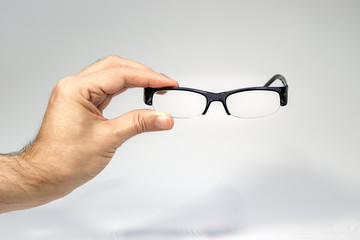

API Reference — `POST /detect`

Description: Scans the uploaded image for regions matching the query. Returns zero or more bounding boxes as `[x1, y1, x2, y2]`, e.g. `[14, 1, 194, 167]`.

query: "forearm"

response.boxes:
[0, 150, 61, 213]
[0, 154, 33, 213]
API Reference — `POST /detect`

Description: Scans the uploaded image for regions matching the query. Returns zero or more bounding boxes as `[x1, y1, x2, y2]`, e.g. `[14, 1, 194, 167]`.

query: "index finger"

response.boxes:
[77, 66, 178, 97]
[77, 55, 154, 76]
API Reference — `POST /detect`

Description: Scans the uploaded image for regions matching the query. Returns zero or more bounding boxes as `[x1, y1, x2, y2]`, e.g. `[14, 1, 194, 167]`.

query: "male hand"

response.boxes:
[0, 55, 178, 212]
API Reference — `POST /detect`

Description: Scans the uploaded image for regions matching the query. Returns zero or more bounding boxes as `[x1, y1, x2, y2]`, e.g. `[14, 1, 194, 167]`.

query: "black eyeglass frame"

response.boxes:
[144, 74, 288, 116]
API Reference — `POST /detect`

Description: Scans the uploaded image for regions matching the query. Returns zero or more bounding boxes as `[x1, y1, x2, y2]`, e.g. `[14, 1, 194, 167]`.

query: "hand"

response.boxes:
[0, 55, 178, 212]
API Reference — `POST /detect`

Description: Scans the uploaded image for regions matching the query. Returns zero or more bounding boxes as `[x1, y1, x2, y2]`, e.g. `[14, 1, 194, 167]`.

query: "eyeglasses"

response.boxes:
[144, 74, 288, 118]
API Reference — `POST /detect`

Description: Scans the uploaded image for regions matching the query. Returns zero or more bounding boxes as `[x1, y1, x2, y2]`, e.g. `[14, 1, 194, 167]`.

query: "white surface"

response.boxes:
[1, 0, 360, 239]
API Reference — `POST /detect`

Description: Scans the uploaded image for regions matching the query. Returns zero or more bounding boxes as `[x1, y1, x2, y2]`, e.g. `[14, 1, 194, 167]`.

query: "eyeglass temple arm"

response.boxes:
[144, 87, 155, 105]
[264, 74, 288, 87]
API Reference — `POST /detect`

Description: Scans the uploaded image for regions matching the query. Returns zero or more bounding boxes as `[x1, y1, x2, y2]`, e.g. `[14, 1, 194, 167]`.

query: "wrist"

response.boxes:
[17, 143, 70, 205]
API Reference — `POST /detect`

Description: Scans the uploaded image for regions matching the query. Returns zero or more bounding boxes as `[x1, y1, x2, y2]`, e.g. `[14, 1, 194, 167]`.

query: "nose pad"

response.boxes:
[202, 100, 230, 115]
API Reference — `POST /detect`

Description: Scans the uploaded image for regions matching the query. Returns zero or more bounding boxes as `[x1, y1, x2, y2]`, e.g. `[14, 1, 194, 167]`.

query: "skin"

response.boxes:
[0, 55, 178, 213]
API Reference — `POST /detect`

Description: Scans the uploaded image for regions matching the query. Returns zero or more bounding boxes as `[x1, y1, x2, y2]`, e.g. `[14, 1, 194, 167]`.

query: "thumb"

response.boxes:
[108, 109, 174, 144]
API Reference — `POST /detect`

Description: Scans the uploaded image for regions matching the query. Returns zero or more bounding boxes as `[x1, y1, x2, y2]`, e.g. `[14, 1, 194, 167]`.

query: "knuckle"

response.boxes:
[103, 54, 122, 64]
[103, 54, 153, 71]
[51, 76, 77, 102]
[99, 55, 127, 70]
[144, 66, 153, 71]
[52, 76, 73, 94]
[132, 112, 148, 135]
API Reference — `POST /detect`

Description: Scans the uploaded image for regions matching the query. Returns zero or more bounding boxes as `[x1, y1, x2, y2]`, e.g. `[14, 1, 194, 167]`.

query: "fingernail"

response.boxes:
[155, 116, 172, 130]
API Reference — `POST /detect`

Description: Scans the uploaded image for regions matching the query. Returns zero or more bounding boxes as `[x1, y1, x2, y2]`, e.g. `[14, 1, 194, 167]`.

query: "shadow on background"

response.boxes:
[98, 155, 360, 239]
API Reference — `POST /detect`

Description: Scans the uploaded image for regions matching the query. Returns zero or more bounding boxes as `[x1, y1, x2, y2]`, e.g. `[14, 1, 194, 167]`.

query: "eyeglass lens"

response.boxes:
[153, 90, 207, 118]
[226, 90, 280, 118]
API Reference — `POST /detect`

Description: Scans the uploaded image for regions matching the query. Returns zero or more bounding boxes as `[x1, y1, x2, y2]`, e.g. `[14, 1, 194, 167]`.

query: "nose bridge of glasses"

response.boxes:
[202, 92, 230, 115]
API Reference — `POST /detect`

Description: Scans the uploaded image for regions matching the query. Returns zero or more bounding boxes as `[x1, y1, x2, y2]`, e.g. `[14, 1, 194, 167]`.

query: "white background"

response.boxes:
[1, 1, 360, 239]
